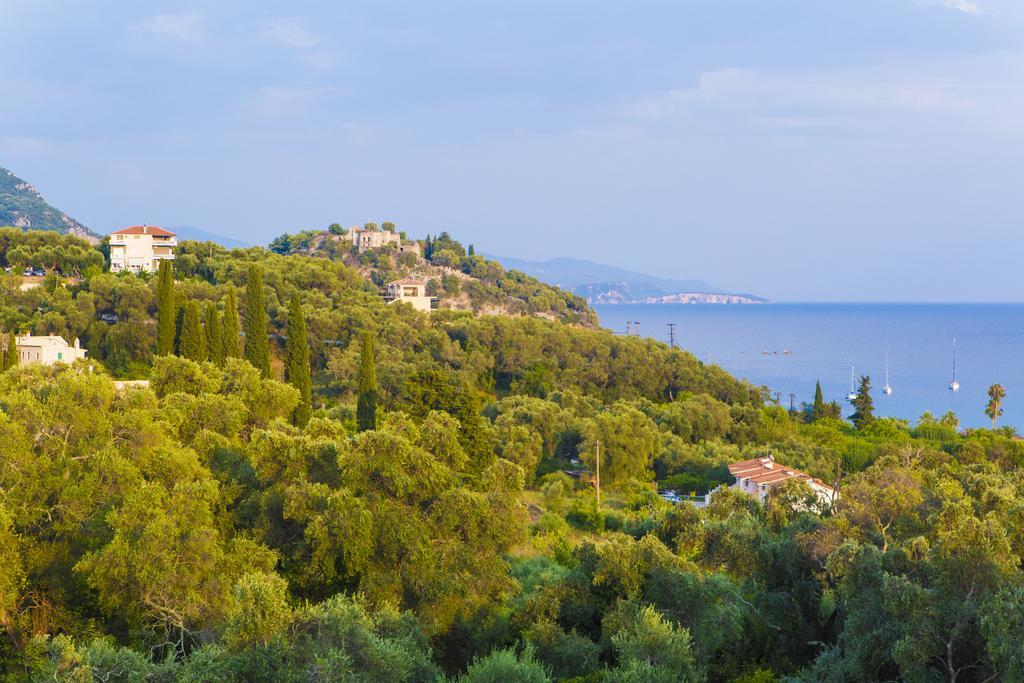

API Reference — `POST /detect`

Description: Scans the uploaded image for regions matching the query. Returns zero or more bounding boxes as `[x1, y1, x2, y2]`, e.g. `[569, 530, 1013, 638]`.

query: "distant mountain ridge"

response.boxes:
[0, 166, 97, 240]
[169, 225, 250, 249]
[489, 254, 766, 304]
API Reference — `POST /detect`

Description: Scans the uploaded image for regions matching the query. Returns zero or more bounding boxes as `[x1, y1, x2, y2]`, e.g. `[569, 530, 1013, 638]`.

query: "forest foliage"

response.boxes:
[1, 227, 1023, 681]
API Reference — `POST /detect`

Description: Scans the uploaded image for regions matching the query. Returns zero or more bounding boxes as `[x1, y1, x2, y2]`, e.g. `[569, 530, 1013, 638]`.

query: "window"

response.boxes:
[57, 352, 62, 360]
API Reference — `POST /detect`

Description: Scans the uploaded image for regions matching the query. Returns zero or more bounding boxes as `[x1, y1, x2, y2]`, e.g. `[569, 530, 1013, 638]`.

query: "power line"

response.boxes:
[667, 323, 677, 349]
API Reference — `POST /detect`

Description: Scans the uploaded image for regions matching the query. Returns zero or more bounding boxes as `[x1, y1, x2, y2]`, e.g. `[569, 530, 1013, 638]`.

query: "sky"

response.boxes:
[1, 0, 1023, 301]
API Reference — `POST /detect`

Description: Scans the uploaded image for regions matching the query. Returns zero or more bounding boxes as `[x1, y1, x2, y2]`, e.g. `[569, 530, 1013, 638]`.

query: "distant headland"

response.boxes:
[489, 254, 767, 304]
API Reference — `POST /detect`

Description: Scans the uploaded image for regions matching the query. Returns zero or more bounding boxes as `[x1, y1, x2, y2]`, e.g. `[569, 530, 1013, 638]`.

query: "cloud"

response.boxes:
[626, 64, 1020, 124]
[263, 18, 319, 49]
[916, 0, 986, 14]
[943, 0, 984, 13]
[132, 12, 206, 41]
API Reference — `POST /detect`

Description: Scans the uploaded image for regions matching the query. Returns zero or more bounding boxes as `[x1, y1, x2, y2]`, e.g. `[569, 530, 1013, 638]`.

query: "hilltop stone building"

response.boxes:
[109, 225, 177, 273]
[384, 277, 435, 313]
[342, 226, 401, 253]
[16, 335, 87, 366]
[341, 226, 420, 256]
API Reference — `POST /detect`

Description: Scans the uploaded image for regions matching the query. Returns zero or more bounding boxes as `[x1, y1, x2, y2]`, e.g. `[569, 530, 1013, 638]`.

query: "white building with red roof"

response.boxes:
[728, 455, 836, 506]
[109, 225, 177, 273]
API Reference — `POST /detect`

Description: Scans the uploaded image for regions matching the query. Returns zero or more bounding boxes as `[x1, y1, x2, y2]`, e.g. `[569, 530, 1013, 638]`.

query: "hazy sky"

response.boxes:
[2, 1, 1023, 301]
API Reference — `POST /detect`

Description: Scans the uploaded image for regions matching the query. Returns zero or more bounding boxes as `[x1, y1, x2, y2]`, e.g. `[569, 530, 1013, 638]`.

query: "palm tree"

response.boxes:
[986, 384, 1006, 429]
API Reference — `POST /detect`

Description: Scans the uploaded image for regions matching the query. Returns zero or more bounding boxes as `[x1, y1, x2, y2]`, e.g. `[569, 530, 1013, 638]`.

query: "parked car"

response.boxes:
[32, 268, 46, 277]
[22, 267, 33, 276]
[658, 490, 682, 504]
[99, 313, 118, 324]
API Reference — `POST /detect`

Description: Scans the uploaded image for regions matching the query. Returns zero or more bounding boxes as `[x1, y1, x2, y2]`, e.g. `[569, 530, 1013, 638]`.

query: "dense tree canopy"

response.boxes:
[2, 228, 1023, 681]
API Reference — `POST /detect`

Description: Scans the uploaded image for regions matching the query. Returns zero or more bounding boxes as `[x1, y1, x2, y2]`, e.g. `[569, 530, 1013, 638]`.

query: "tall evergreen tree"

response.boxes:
[468, 244, 475, 257]
[356, 332, 378, 432]
[221, 286, 241, 360]
[244, 266, 271, 377]
[2, 332, 18, 370]
[205, 302, 224, 367]
[850, 375, 874, 430]
[285, 293, 312, 427]
[179, 301, 207, 362]
[811, 381, 825, 421]
[156, 259, 176, 356]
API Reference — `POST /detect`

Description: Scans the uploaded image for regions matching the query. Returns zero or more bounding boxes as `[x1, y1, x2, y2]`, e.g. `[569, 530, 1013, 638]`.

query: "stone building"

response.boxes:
[342, 226, 402, 253]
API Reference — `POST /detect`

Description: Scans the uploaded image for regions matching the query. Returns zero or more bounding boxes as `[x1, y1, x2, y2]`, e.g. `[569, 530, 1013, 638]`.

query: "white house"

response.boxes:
[384, 277, 435, 313]
[728, 455, 836, 506]
[109, 225, 177, 273]
[16, 335, 88, 366]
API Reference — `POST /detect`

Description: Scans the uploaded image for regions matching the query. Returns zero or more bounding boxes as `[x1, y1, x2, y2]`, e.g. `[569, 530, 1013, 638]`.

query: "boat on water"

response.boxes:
[846, 366, 858, 401]
[882, 351, 893, 396]
[949, 338, 960, 392]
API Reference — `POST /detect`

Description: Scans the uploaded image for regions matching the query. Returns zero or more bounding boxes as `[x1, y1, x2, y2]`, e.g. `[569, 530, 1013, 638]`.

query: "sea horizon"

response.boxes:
[594, 301, 1024, 430]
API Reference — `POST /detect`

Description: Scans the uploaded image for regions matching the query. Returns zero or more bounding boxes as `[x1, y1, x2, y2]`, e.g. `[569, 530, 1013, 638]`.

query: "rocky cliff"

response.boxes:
[0, 166, 97, 241]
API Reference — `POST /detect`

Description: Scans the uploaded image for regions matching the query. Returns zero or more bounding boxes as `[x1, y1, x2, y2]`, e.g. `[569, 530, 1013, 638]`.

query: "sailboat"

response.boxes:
[949, 338, 960, 392]
[846, 366, 859, 401]
[882, 351, 893, 396]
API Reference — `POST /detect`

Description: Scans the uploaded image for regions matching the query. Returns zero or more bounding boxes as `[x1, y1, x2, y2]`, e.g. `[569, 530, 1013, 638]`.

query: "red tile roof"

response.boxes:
[110, 225, 176, 237]
[728, 456, 834, 492]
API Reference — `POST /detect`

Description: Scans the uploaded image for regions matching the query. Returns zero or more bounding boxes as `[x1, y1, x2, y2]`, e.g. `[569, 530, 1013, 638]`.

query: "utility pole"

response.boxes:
[667, 323, 677, 349]
[595, 440, 601, 511]
[775, 391, 782, 406]
[634, 321, 640, 337]
[625, 321, 631, 336]
[788, 393, 796, 413]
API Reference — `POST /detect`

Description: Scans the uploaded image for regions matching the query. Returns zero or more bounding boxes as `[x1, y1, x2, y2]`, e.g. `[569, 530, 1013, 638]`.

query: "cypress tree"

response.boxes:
[468, 244, 475, 257]
[179, 301, 207, 362]
[3, 332, 18, 370]
[356, 332, 378, 432]
[811, 381, 825, 421]
[156, 259, 176, 355]
[244, 265, 271, 377]
[205, 301, 224, 367]
[850, 375, 874, 430]
[285, 293, 312, 427]
[222, 286, 241, 359]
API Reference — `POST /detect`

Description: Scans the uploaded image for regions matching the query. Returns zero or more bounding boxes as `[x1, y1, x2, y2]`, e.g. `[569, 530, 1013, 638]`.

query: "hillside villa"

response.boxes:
[16, 334, 87, 366]
[109, 225, 177, 273]
[384, 277, 435, 313]
[728, 455, 837, 506]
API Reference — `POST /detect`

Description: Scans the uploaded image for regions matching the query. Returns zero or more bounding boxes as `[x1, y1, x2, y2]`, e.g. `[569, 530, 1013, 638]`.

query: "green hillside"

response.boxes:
[1, 224, 1023, 682]
[0, 166, 95, 239]
[266, 225, 598, 326]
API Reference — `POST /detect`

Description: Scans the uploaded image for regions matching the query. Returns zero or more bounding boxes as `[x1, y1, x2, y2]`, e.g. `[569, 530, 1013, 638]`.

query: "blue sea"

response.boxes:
[594, 303, 1024, 430]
